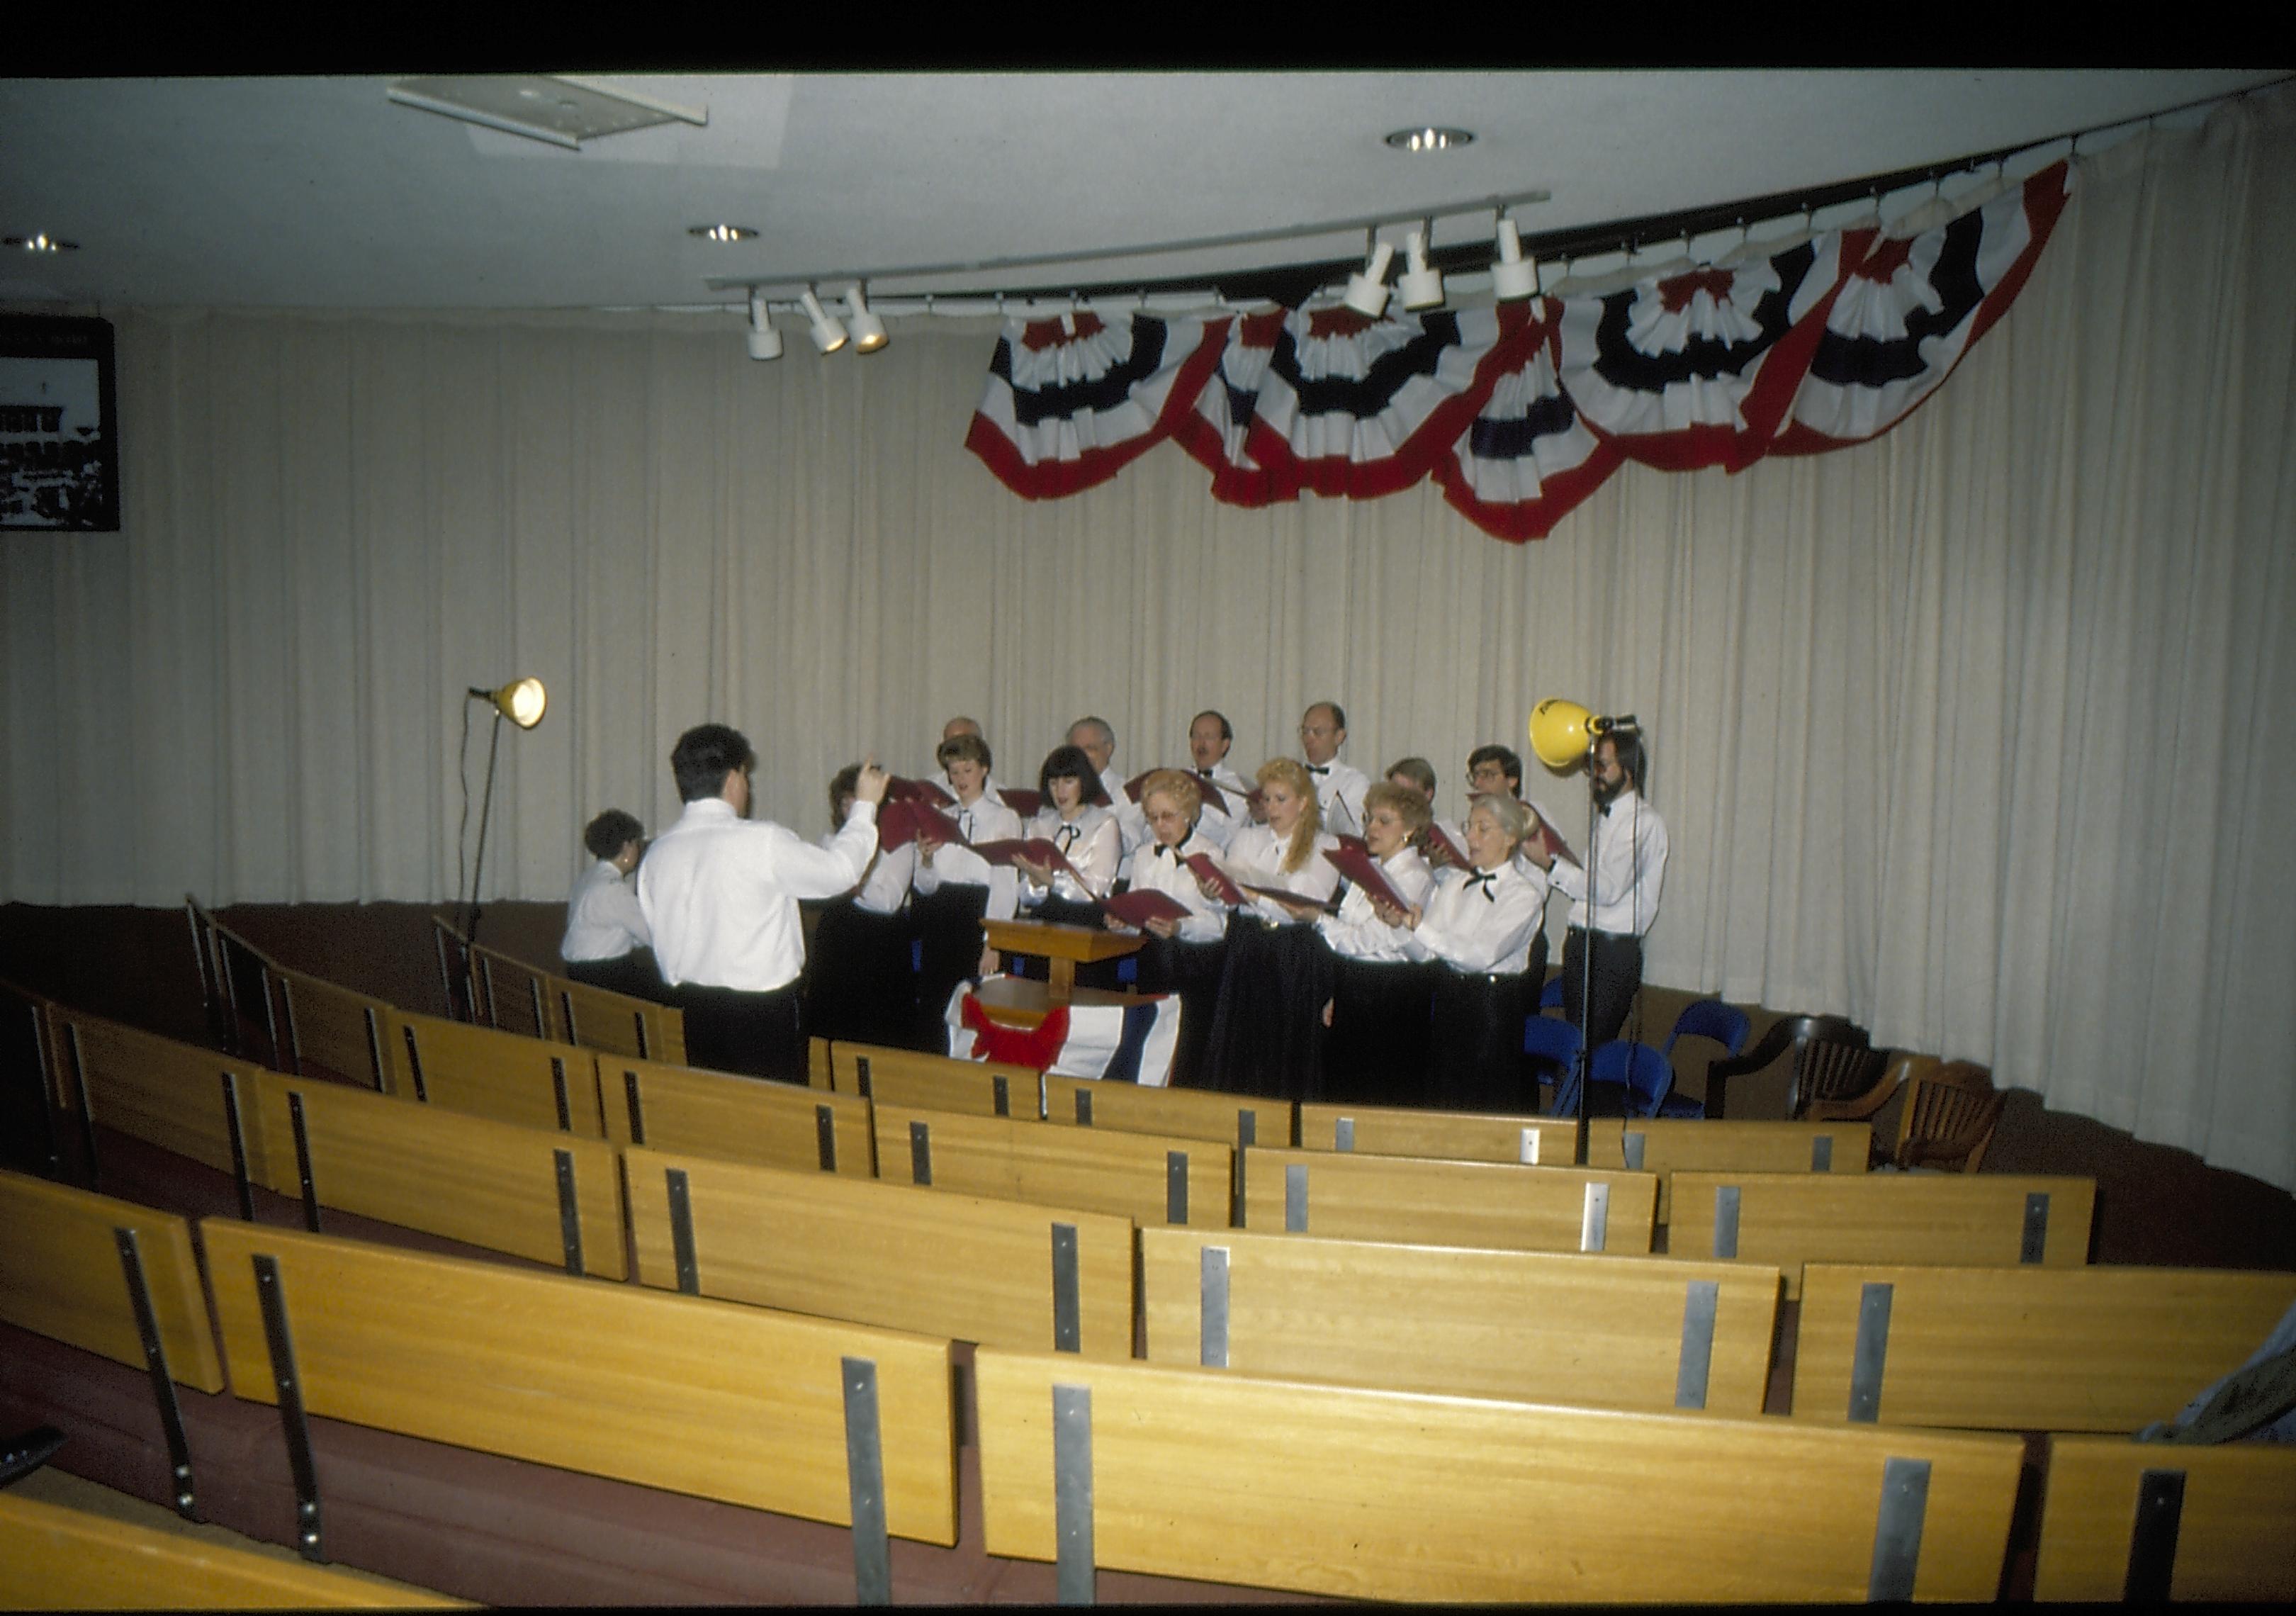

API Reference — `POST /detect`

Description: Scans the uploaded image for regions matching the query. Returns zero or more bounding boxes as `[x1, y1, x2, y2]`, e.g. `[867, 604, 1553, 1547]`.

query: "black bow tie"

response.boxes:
[1306, 764, 1330, 776]
[1599, 802, 1613, 819]
[1465, 870, 1499, 902]
[1157, 841, 1183, 862]
[1056, 823, 1081, 848]
[1197, 768, 1213, 779]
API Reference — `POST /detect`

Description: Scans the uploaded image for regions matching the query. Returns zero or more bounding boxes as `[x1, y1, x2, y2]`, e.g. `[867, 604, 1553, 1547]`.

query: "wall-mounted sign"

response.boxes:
[2, 315, 120, 532]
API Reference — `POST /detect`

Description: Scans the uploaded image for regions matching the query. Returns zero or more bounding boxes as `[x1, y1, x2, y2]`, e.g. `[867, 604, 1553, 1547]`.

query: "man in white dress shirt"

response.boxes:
[638, 722, 887, 1082]
[1181, 709, 1249, 850]
[1525, 728, 1667, 1053]
[1298, 700, 1369, 838]
[560, 807, 661, 1000]
[1068, 715, 1143, 862]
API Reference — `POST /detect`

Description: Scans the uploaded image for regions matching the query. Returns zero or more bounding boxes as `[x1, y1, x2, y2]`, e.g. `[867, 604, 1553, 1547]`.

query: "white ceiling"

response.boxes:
[1, 70, 2283, 313]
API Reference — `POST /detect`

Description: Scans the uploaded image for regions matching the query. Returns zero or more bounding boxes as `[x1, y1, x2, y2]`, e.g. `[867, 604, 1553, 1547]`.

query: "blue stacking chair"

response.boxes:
[1525, 1016, 1585, 1116]
[1662, 998, 1751, 1061]
[1584, 1040, 1677, 1118]
[1538, 974, 1564, 1013]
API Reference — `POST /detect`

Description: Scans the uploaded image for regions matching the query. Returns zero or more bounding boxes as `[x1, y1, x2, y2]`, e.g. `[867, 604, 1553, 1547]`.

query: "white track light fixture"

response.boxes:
[1341, 237, 1395, 318]
[745, 291, 784, 360]
[801, 287, 848, 354]
[845, 284, 887, 353]
[1491, 217, 1541, 302]
[1398, 228, 1444, 311]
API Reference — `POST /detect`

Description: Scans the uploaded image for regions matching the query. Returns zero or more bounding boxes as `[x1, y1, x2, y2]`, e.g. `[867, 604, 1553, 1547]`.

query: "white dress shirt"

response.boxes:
[1318, 846, 1435, 962]
[561, 858, 651, 963]
[1022, 804, 1121, 904]
[913, 792, 1025, 921]
[1222, 824, 1341, 924]
[639, 796, 879, 993]
[1303, 759, 1370, 837]
[1120, 829, 1229, 943]
[1098, 766, 1149, 863]
[1546, 789, 1667, 937]
[1405, 860, 1549, 975]
[818, 830, 916, 916]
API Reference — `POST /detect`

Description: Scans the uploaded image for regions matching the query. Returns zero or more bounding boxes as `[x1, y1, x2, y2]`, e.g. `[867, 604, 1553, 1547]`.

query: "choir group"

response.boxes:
[563, 705, 1667, 1109]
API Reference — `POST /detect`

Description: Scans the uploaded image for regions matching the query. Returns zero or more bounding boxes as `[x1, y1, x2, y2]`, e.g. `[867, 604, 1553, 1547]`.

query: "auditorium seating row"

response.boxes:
[5, 972, 2294, 1603]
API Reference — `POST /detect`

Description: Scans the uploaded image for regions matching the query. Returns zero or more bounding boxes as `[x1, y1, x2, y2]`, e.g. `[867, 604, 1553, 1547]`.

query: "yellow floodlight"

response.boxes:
[1529, 697, 1597, 770]
[475, 677, 547, 730]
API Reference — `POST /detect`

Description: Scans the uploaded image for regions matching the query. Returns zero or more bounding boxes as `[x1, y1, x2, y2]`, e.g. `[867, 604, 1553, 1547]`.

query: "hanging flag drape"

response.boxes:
[967, 164, 2071, 542]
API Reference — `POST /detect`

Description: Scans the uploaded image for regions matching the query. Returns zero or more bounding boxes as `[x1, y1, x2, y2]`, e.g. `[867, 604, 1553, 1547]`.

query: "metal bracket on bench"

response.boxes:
[908, 1121, 932, 1186]
[1284, 1162, 1307, 1232]
[1333, 1116, 1354, 1152]
[288, 1090, 322, 1234]
[253, 1254, 325, 1562]
[1675, 1279, 1718, 1410]
[1867, 1456, 1930, 1601]
[478, 957, 500, 1028]
[1621, 1130, 1645, 1172]
[1520, 1126, 1541, 1165]
[622, 1071, 647, 1146]
[2021, 1191, 2051, 1264]
[1051, 1223, 1081, 1352]
[1849, 1281, 1893, 1423]
[2124, 1466, 2186, 1601]
[115, 1227, 197, 1520]
[553, 1149, 585, 1277]
[220, 1070, 256, 1222]
[400, 1026, 429, 1104]
[1811, 1134, 1834, 1172]
[633, 1009, 650, 1061]
[528, 977, 547, 1040]
[994, 1074, 1011, 1117]
[1199, 1245, 1229, 1368]
[23, 1000, 62, 1179]
[558, 989, 578, 1046]
[361, 1006, 386, 1093]
[1074, 1087, 1093, 1126]
[550, 1057, 572, 1133]
[1237, 1109, 1256, 1148]
[279, 975, 304, 1075]
[1052, 1383, 1096, 1606]
[816, 1104, 838, 1172]
[665, 1167, 699, 1294]
[855, 1055, 873, 1099]
[1711, 1184, 1740, 1259]
[1165, 1152, 1188, 1224]
[67, 1023, 99, 1185]
[840, 1356, 892, 1606]
[1580, 1182, 1611, 1252]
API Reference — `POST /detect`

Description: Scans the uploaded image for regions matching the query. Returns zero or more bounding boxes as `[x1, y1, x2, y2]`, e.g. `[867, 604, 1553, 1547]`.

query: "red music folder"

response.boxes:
[1099, 888, 1195, 930]
[1322, 841, 1412, 914]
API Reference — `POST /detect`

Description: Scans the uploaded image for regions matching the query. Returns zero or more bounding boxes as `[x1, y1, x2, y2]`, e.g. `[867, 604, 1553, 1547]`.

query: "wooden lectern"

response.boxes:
[976, 919, 1147, 1030]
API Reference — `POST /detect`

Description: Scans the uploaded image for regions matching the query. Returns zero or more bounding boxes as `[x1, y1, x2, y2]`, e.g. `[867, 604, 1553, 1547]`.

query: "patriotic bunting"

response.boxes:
[967, 162, 2070, 542]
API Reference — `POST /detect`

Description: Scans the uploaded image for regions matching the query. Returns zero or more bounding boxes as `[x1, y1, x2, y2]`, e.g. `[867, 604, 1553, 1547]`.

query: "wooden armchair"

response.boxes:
[1891, 1060, 2005, 1172]
[1701, 1013, 1869, 1120]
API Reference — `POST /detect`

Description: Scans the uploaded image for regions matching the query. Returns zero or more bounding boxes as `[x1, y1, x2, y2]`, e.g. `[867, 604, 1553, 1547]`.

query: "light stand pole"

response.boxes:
[460, 678, 548, 946]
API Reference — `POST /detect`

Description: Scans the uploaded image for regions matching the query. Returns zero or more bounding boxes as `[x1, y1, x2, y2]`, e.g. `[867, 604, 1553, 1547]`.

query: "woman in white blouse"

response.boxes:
[1198, 757, 1341, 1099]
[1317, 781, 1440, 1106]
[911, 731, 1025, 1045]
[801, 764, 919, 1052]
[1375, 792, 1551, 1113]
[1110, 769, 1229, 1087]
[1014, 742, 1125, 987]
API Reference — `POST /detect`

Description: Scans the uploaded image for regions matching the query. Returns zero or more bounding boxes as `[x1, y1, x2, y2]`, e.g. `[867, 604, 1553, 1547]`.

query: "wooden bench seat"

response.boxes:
[554, 974, 683, 1065]
[872, 1103, 1229, 1228]
[1793, 1262, 2296, 1430]
[1293, 1101, 1576, 1167]
[200, 1219, 960, 1593]
[1668, 1169, 2097, 1298]
[466, 941, 561, 1041]
[1581, 1117, 1872, 1221]
[624, 1145, 1135, 1358]
[244, 1071, 626, 1280]
[1045, 1076, 1283, 1150]
[0, 1488, 465, 1607]
[2032, 1434, 2296, 1600]
[388, 1009, 604, 1136]
[974, 1347, 2025, 1602]
[268, 965, 401, 1094]
[48, 1005, 274, 1191]
[1238, 1146, 1658, 1255]
[599, 1050, 875, 1176]
[830, 1041, 1042, 1119]
[1140, 1225, 1779, 1414]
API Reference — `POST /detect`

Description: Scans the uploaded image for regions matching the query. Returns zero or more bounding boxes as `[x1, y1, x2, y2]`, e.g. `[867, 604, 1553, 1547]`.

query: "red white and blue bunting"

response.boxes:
[967, 164, 2070, 542]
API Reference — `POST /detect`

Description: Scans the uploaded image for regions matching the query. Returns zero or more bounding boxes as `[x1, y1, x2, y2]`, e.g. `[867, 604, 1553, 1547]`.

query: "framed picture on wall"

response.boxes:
[1, 315, 120, 532]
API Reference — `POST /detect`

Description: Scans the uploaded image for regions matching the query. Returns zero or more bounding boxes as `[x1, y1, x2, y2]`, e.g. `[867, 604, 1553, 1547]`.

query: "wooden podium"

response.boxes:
[977, 918, 1147, 1029]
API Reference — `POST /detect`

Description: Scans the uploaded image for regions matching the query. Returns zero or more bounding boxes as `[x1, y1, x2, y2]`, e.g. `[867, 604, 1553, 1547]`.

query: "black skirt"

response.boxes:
[1424, 969, 1536, 1115]
[801, 898, 916, 1051]
[1196, 914, 1333, 1101]
[1135, 933, 1228, 1091]
[1324, 955, 1441, 1108]
[910, 883, 990, 1050]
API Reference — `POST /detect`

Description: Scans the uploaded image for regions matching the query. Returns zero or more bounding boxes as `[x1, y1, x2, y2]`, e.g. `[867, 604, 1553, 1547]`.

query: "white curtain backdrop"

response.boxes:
[5, 89, 2291, 1188]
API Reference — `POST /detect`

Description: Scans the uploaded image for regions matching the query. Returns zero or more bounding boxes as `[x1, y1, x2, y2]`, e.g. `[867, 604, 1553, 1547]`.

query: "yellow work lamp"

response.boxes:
[1529, 697, 1598, 770]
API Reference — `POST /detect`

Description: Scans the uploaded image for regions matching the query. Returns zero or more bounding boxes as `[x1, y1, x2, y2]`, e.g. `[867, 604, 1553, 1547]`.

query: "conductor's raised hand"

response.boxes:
[853, 759, 891, 804]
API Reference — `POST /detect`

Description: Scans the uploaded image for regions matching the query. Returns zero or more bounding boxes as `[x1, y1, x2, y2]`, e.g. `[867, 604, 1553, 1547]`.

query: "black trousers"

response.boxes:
[1560, 927, 1643, 1052]
[564, 949, 669, 1004]
[673, 982, 803, 1083]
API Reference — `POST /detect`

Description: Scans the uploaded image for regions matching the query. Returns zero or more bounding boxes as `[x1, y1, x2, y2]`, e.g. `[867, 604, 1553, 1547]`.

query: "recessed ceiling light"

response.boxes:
[688, 224, 760, 244]
[6, 233, 79, 252]
[1385, 127, 1475, 153]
